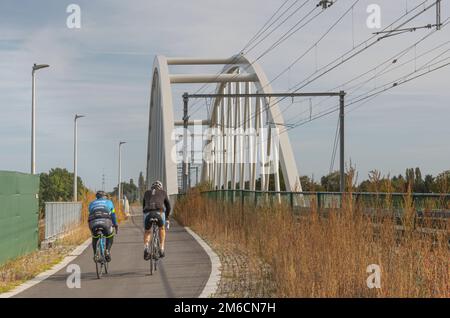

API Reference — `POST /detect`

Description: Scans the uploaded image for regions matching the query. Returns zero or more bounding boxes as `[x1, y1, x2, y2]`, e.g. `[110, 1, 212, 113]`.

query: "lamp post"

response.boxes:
[73, 114, 85, 201]
[31, 63, 50, 174]
[118, 141, 126, 212]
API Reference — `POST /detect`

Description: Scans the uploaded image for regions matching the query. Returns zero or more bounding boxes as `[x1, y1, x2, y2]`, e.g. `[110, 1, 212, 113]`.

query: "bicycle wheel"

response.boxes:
[95, 239, 102, 279]
[104, 250, 109, 274]
[148, 226, 154, 275]
[149, 229, 155, 275]
[100, 237, 108, 275]
[153, 225, 160, 272]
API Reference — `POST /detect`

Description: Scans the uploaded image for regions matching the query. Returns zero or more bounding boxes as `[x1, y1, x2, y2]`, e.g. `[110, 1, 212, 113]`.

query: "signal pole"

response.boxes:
[182, 93, 189, 193]
[436, 0, 441, 30]
[339, 91, 345, 193]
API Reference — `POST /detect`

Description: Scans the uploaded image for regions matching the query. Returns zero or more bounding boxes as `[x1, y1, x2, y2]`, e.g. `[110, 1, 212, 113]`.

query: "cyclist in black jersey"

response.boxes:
[143, 180, 171, 259]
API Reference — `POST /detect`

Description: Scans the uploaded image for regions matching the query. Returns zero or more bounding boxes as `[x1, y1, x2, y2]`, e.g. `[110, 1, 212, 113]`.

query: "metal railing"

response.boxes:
[201, 190, 450, 218]
[44, 202, 83, 241]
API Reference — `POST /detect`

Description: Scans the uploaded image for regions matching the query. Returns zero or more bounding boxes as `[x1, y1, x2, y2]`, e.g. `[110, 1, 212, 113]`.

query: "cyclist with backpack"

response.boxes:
[143, 180, 171, 259]
[88, 191, 118, 262]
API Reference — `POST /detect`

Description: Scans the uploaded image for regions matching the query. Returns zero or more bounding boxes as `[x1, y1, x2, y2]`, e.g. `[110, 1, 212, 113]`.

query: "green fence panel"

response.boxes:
[0, 171, 40, 265]
[201, 190, 450, 221]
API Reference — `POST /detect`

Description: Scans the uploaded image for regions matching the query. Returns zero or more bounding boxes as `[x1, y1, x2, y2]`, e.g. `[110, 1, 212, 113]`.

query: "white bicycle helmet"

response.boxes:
[151, 180, 163, 190]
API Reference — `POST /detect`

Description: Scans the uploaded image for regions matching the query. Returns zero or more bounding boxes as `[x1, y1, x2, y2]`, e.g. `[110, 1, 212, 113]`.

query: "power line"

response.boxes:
[189, 1, 325, 117]
[289, 0, 434, 93]
[241, 0, 294, 52]
[281, 21, 450, 126]
[264, 0, 360, 89]
[188, 1, 305, 115]
[188, 1, 308, 115]
[198, 52, 450, 159]
[245, 0, 312, 54]
[280, 53, 450, 133]
[235, 0, 439, 129]
[347, 55, 450, 108]
[345, 45, 450, 106]
[193, 1, 336, 120]
[278, 53, 450, 136]
[193, 0, 445, 150]
[247, 2, 320, 56]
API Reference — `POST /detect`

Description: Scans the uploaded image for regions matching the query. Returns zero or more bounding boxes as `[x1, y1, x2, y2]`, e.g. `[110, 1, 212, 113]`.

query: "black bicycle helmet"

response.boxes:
[96, 190, 107, 199]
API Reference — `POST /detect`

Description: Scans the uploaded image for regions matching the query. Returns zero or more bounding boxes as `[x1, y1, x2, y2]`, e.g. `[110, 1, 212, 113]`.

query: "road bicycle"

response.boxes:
[146, 217, 161, 275]
[93, 230, 109, 279]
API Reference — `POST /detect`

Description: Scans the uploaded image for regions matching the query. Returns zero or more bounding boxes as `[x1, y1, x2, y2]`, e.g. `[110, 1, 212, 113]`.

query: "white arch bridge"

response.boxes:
[146, 55, 304, 195]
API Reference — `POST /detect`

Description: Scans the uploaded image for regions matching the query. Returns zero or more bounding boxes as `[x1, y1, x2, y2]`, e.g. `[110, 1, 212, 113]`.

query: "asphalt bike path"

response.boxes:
[15, 207, 211, 298]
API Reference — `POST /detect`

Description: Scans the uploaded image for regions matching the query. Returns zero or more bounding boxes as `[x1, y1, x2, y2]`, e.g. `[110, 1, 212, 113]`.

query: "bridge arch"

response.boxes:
[147, 55, 302, 195]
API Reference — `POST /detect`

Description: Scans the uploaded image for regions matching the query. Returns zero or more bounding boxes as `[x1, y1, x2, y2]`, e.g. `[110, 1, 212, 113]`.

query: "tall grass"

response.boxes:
[175, 189, 449, 297]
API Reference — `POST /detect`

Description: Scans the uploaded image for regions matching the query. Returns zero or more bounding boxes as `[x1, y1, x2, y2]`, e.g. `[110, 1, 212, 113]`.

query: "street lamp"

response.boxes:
[73, 114, 85, 201]
[31, 63, 50, 174]
[118, 141, 126, 212]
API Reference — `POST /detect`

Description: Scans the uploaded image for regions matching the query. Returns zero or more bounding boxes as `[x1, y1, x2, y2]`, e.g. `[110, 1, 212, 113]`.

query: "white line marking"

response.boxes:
[185, 227, 221, 298]
[0, 238, 91, 298]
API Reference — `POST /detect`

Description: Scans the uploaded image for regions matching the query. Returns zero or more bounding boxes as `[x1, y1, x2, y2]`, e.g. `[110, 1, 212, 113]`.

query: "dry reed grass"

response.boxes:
[175, 188, 449, 298]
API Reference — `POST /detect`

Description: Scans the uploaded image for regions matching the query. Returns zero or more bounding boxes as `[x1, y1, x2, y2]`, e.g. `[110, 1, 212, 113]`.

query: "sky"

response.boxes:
[0, 0, 449, 191]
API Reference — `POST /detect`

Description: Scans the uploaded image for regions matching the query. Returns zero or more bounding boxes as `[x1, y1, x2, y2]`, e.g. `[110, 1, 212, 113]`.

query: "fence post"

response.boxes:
[290, 192, 294, 210]
[412, 193, 417, 230]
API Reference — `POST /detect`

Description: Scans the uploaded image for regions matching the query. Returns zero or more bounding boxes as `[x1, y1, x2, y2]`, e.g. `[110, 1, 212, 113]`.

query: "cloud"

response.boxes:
[1, 0, 449, 191]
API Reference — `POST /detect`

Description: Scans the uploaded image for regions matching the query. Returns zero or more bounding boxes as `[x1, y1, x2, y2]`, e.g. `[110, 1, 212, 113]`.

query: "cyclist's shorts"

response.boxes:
[89, 218, 114, 237]
[144, 210, 165, 230]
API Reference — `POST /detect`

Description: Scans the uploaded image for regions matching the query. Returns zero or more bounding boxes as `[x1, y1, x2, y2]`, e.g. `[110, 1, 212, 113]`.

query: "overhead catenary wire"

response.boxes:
[347, 54, 450, 107]
[210, 0, 356, 127]
[237, 0, 441, 129]
[199, 1, 449, 180]
[279, 21, 450, 126]
[278, 54, 450, 134]
[189, 0, 325, 117]
[250, 4, 324, 60]
[290, 0, 436, 93]
[188, 0, 314, 116]
[192, 0, 448, 158]
[241, 0, 294, 52]
[245, 0, 313, 54]
[201, 53, 450, 158]
[193, 0, 437, 120]
[274, 52, 450, 137]
[264, 0, 360, 90]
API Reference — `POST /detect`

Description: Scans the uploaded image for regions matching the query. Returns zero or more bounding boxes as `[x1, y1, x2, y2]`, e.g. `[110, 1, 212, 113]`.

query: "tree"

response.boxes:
[112, 179, 139, 202]
[391, 174, 407, 192]
[321, 171, 340, 192]
[358, 180, 372, 192]
[423, 174, 434, 193]
[356, 170, 393, 193]
[300, 175, 323, 191]
[138, 171, 146, 201]
[354, 169, 450, 194]
[39, 168, 85, 218]
[435, 171, 450, 193]
[405, 168, 415, 190]
[414, 167, 424, 192]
